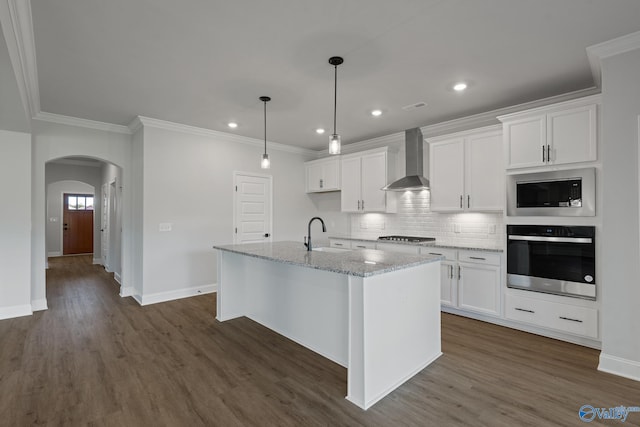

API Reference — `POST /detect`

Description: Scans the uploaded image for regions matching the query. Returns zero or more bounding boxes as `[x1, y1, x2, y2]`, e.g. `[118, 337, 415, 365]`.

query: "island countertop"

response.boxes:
[213, 241, 443, 277]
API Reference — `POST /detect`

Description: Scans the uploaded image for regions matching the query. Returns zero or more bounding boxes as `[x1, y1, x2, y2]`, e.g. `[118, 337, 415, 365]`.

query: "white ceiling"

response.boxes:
[28, 0, 640, 150]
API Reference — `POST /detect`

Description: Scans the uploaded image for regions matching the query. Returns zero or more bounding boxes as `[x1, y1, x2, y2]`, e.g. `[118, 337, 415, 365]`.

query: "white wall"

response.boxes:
[45, 163, 102, 258]
[46, 180, 94, 255]
[136, 124, 321, 302]
[0, 130, 31, 319]
[31, 120, 132, 309]
[101, 162, 123, 280]
[599, 47, 640, 380]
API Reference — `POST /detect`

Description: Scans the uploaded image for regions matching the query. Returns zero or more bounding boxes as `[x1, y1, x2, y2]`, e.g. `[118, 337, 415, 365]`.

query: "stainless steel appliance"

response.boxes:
[378, 235, 435, 243]
[507, 167, 595, 216]
[382, 128, 430, 191]
[507, 225, 595, 300]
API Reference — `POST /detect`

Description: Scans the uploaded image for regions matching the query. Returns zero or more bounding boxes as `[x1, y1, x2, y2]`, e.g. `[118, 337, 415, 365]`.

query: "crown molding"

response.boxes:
[34, 111, 132, 134]
[133, 116, 317, 156]
[0, 0, 39, 119]
[587, 30, 640, 88]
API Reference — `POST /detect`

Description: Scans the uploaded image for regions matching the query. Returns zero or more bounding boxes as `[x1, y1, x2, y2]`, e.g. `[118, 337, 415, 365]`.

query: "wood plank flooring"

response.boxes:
[1, 255, 638, 426]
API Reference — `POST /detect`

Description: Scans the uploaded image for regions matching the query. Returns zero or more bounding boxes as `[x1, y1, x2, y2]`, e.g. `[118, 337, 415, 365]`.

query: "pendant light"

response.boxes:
[328, 56, 344, 155]
[260, 96, 271, 169]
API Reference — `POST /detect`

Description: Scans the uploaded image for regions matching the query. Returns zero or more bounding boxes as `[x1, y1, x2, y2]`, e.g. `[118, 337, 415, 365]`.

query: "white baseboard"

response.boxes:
[31, 299, 48, 312]
[48, 251, 62, 257]
[136, 284, 217, 306]
[93, 257, 102, 265]
[114, 272, 122, 284]
[599, 353, 640, 381]
[0, 304, 32, 320]
[119, 286, 134, 297]
[132, 294, 143, 305]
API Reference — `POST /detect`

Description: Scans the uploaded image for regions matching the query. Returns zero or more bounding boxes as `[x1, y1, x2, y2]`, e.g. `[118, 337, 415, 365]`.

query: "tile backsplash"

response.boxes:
[350, 191, 505, 248]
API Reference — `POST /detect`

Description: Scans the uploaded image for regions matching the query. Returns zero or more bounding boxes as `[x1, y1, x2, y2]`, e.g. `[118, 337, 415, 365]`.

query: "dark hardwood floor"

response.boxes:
[1, 255, 638, 426]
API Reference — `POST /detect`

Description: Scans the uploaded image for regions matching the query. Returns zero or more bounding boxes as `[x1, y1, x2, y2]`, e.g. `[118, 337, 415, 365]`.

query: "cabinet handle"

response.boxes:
[458, 265, 461, 280]
[467, 195, 470, 209]
[547, 145, 551, 163]
[429, 252, 443, 256]
[320, 178, 323, 188]
[449, 265, 453, 279]
[542, 145, 546, 162]
[469, 256, 486, 260]
[460, 195, 463, 208]
[515, 307, 535, 314]
[357, 200, 360, 210]
[361, 200, 365, 211]
[356, 245, 366, 249]
[559, 316, 583, 323]
[334, 243, 343, 246]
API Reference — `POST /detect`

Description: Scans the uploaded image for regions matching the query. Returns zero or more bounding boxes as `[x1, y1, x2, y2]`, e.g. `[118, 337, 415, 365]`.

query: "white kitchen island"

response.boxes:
[213, 241, 442, 410]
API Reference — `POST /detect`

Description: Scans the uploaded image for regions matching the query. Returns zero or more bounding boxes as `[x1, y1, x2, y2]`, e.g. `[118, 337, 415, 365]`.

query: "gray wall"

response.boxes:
[600, 47, 640, 375]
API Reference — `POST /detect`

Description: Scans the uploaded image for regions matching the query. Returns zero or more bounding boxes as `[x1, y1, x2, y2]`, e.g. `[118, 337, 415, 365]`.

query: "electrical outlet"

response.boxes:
[159, 223, 172, 232]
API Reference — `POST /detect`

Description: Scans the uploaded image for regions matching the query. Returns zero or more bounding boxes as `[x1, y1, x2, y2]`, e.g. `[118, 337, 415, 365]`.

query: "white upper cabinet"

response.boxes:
[340, 147, 396, 213]
[305, 157, 340, 193]
[428, 126, 503, 212]
[499, 95, 598, 170]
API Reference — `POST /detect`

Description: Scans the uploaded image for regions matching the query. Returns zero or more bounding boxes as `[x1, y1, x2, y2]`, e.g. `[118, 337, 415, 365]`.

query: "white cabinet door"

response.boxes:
[466, 132, 503, 211]
[504, 115, 546, 169]
[322, 159, 340, 191]
[548, 104, 597, 166]
[440, 261, 457, 307]
[306, 163, 323, 192]
[429, 138, 465, 212]
[341, 156, 362, 213]
[361, 151, 387, 212]
[458, 262, 501, 316]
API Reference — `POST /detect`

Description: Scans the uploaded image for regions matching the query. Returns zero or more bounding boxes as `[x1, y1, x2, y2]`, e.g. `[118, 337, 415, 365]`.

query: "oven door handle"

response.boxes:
[508, 235, 592, 244]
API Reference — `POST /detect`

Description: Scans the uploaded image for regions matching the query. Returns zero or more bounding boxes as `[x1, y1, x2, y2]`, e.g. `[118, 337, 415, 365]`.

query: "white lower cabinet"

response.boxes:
[351, 241, 376, 250]
[329, 239, 351, 249]
[505, 293, 598, 339]
[457, 251, 502, 316]
[421, 248, 458, 307]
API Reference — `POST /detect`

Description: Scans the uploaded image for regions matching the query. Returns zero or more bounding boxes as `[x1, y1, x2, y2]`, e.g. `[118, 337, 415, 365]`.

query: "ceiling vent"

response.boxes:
[401, 102, 427, 112]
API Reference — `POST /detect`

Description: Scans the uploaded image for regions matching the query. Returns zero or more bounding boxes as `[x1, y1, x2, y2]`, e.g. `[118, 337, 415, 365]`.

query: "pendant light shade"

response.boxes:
[260, 96, 271, 169]
[328, 56, 343, 155]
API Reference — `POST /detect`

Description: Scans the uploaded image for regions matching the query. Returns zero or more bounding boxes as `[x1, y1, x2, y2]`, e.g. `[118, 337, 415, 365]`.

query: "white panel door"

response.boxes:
[361, 151, 387, 212]
[341, 156, 362, 213]
[429, 138, 465, 212]
[234, 173, 272, 244]
[466, 131, 503, 211]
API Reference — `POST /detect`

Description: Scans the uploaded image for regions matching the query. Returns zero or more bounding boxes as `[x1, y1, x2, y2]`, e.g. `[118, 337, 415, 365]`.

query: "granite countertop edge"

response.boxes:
[329, 236, 504, 253]
[213, 242, 443, 278]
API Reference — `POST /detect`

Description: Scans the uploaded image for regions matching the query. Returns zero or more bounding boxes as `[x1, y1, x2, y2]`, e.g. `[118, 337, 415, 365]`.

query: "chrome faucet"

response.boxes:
[304, 217, 326, 251]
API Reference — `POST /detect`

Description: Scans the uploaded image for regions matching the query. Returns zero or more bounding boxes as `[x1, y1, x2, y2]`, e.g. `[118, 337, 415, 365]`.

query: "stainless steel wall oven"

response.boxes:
[507, 225, 596, 300]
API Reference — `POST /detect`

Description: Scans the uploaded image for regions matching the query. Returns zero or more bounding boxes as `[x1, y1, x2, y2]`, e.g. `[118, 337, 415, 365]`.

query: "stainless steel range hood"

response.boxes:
[382, 128, 430, 191]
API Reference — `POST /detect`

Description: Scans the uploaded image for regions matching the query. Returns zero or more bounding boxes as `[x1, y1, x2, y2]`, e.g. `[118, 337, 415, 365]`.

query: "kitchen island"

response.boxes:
[213, 241, 442, 410]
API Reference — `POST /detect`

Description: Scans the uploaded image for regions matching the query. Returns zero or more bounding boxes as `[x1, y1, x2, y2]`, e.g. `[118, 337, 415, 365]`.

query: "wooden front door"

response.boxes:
[63, 193, 94, 255]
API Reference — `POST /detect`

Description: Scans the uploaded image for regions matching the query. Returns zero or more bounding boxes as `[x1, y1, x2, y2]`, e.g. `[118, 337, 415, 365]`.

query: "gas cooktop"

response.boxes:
[377, 235, 436, 243]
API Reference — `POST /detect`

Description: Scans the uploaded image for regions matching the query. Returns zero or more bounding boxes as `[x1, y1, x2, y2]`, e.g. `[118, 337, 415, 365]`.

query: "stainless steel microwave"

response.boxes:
[507, 168, 596, 216]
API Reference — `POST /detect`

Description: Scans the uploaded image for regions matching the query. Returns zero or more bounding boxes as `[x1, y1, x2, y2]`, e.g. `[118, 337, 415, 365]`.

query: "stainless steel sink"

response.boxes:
[311, 247, 352, 253]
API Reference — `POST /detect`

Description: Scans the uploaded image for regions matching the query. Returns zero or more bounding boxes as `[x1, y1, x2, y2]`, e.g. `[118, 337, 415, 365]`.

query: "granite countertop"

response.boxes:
[213, 241, 443, 278]
[329, 236, 504, 253]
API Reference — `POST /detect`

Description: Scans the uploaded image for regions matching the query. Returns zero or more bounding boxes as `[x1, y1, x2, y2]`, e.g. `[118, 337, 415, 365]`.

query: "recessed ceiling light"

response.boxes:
[228, 122, 238, 128]
[371, 109, 382, 117]
[453, 82, 468, 92]
[316, 128, 325, 134]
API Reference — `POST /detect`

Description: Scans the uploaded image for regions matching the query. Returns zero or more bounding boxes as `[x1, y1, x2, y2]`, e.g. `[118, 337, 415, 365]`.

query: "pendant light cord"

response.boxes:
[263, 100, 267, 155]
[333, 64, 337, 135]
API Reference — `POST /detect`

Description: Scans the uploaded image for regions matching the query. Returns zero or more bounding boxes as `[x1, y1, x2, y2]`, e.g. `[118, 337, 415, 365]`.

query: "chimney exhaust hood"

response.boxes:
[382, 128, 430, 191]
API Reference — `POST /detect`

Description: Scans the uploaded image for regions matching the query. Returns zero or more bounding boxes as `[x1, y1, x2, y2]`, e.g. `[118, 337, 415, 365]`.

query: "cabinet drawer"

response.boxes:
[459, 250, 501, 266]
[375, 242, 419, 254]
[505, 294, 598, 339]
[329, 239, 351, 249]
[420, 247, 457, 261]
[352, 241, 376, 250]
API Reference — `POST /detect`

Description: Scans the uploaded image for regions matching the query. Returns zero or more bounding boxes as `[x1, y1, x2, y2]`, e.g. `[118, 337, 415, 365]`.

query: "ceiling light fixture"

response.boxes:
[453, 82, 468, 92]
[316, 128, 325, 134]
[260, 96, 271, 169]
[328, 56, 344, 155]
[228, 122, 238, 128]
[371, 109, 382, 117]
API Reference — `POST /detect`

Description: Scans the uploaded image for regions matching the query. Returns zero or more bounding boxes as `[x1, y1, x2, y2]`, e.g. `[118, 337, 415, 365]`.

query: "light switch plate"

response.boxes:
[159, 223, 172, 232]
